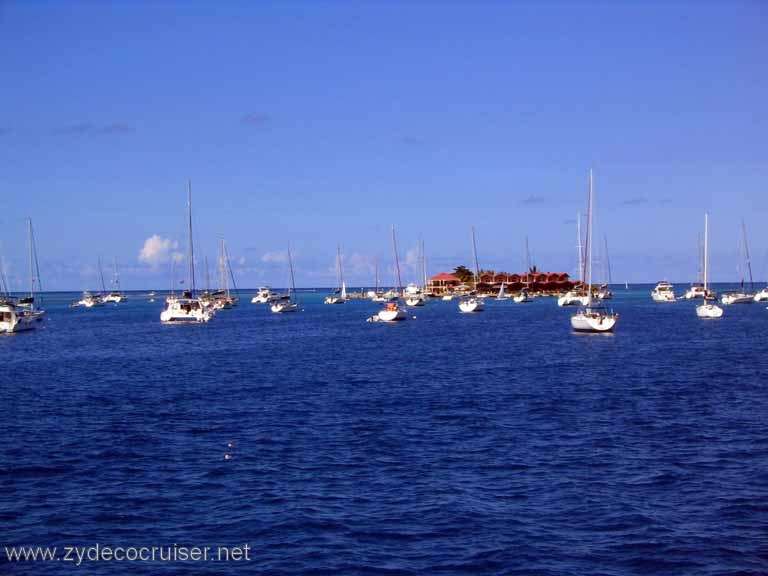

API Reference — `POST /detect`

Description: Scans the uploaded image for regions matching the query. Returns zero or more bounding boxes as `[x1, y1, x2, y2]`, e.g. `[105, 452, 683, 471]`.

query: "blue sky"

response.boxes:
[1, 1, 766, 290]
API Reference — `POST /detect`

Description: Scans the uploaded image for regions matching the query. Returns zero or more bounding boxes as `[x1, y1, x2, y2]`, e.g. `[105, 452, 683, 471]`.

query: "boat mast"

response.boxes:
[98, 256, 107, 294]
[576, 212, 583, 294]
[224, 241, 238, 297]
[588, 169, 594, 301]
[218, 238, 228, 296]
[471, 225, 480, 291]
[742, 220, 754, 292]
[187, 180, 196, 295]
[421, 239, 427, 290]
[204, 255, 211, 293]
[375, 257, 380, 292]
[112, 257, 120, 292]
[703, 212, 709, 293]
[336, 245, 343, 291]
[525, 236, 531, 272]
[392, 225, 403, 296]
[27, 218, 34, 301]
[287, 244, 296, 303]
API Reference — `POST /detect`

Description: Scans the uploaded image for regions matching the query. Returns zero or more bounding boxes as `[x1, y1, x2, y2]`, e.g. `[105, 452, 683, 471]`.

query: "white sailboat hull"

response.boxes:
[513, 293, 532, 303]
[570, 309, 618, 332]
[557, 292, 589, 307]
[160, 300, 213, 323]
[651, 292, 675, 302]
[270, 302, 298, 313]
[0, 305, 37, 333]
[324, 296, 345, 304]
[441, 294, 454, 301]
[753, 288, 768, 302]
[405, 296, 425, 307]
[696, 303, 723, 318]
[458, 298, 484, 313]
[721, 293, 753, 305]
[377, 307, 407, 322]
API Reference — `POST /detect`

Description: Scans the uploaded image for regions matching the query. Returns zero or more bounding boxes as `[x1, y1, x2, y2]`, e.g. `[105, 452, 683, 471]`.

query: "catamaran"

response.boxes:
[458, 226, 484, 313]
[696, 213, 723, 319]
[721, 221, 755, 305]
[570, 170, 618, 332]
[270, 246, 299, 313]
[374, 226, 407, 322]
[324, 245, 347, 304]
[160, 181, 213, 323]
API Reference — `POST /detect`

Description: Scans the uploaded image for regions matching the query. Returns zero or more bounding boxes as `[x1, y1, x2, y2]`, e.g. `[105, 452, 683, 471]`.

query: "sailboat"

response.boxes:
[160, 181, 213, 323]
[458, 226, 485, 313]
[1, 219, 43, 333]
[103, 257, 126, 303]
[497, 282, 510, 301]
[16, 218, 46, 323]
[597, 236, 613, 299]
[73, 260, 107, 308]
[405, 240, 426, 307]
[570, 170, 618, 332]
[696, 213, 723, 319]
[324, 245, 347, 304]
[515, 237, 534, 303]
[684, 232, 711, 300]
[721, 221, 755, 305]
[369, 258, 388, 302]
[270, 245, 299, 313]
[209, 238, 239, 309]
[558, 214, 590, 307]
[374, 226, 408, 322]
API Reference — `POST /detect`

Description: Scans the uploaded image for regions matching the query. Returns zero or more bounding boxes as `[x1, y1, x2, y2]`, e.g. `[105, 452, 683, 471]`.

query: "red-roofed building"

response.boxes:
[428, 273, 460, 294]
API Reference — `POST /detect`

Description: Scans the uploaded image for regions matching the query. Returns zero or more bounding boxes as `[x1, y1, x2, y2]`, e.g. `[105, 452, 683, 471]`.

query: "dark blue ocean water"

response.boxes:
[2, 286, 767, 575]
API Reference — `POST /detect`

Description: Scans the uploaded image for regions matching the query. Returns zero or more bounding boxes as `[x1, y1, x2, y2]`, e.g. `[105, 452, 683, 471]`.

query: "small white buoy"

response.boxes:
[224, 453, 233, 461]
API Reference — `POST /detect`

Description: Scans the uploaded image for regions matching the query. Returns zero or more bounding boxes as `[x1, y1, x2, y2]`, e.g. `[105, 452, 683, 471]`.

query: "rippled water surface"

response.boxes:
[2, 287, 767, 575]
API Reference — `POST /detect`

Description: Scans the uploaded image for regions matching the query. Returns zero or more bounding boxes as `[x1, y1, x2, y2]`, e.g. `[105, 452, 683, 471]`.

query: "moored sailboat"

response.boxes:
[570, 170, 618, 333]
[458, 226, 484, 313]
[696, 213, 723, 319]
[270, 245, 299, 313]
[373, 226, 407, 322]
[160, 181, 213, 323]
[324, 245, 347, 304]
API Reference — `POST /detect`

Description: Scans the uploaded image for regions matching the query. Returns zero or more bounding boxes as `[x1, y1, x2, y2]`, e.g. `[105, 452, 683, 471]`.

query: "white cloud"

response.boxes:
[261, 250, 288, 264]
[138, 235, 180, 267]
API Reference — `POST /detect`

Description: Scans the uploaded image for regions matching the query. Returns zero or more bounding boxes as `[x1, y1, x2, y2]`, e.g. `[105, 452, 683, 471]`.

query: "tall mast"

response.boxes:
[204, 255, 211, 293]
[742, 220, 754, 292]
[336, 245, 343, 291]
[471, 225, 480, 289]
[576, 212, 583, 293]
[421, 239, 427, 289]
[224, 241, 238, 297]
[703, 213, 709, 292]
[98, 256, 107, 294]
[187, 180, 196, 295]
[586, 169, 594, 300]
[112, 257, 120, 291]
[604, 236, 612, 285]
[218, 238, 228, 295]
[525, 236, 531, 272]
[392, 225, 403, 296]
[27, 218, 34, 299]
[287, 244, 296, 302]
[375, 257, 380, 292]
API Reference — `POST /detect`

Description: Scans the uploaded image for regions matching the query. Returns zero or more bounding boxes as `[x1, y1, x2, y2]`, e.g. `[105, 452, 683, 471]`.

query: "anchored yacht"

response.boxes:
[651, 281, 676, 302]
